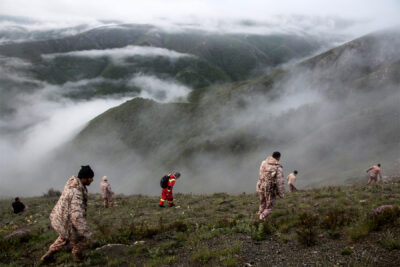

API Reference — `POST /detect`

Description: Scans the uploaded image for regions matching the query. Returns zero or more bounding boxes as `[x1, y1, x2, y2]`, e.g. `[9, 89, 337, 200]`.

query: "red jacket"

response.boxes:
[167, 174, 177, 193]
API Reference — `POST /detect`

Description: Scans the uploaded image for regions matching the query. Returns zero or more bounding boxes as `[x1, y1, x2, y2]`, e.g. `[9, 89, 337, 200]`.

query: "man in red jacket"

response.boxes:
[159, 172, 181, 207]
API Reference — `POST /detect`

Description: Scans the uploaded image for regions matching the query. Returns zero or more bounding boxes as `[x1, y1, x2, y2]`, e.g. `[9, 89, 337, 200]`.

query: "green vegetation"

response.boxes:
[341, 247, 353, 255]
[1, 182, 399, 266]
[0, 25, 322, 99]
[379, 231, 400, 251]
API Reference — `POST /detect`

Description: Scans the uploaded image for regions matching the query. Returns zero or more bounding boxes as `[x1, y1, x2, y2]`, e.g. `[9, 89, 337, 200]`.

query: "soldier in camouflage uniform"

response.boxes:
[257, 152, 284, 220]
[287, 170, 298, 192]
[40, 165, 94, 263]
[100, 176, 114, 208]
[366, 163, 382, 184]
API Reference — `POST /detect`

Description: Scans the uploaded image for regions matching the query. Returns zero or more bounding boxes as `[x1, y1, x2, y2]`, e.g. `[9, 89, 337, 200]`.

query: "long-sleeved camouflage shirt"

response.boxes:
[100, 181, 114, 199]
[257, 156, 284, 198]
[287, 173, 296, 186]
[366, 165, 382, 179]
[49, 176, 92, 240]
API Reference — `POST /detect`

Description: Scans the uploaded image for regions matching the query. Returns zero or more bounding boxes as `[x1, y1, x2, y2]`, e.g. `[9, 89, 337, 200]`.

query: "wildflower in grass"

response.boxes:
[369, 205, 393, 216]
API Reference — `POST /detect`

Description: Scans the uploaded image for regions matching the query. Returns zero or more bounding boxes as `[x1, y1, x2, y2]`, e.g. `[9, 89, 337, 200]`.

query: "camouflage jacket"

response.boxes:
[257, 156, 284, 198]
[100, 181, 114, 199]
[287, 173, 296, 186]
[49, 176, 91, 240]
[366, 165, 382, 179]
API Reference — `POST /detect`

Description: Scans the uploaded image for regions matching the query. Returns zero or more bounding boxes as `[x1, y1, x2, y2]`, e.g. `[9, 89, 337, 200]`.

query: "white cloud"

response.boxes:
[129, 74, 191, 102]
[1, 0, 399, 22]
[42, 45, 194, 63]
[0, 0, 399, 38]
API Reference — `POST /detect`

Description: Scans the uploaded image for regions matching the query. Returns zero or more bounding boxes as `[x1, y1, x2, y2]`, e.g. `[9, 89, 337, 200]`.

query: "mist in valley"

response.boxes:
[47, 30, 400, 197]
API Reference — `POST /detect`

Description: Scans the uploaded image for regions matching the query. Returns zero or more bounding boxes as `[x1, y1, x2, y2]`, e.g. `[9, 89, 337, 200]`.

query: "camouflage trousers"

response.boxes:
[289, 184, 297, 192]
[103, 197, 113, 208]
[367, 176, 378, 185]
[48, 235, 86, 255]
[259, 192, 276, 220]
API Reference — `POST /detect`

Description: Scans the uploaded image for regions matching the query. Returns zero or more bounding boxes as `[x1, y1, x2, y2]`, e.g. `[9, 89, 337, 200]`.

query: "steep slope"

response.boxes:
[70, 28, 400, 193]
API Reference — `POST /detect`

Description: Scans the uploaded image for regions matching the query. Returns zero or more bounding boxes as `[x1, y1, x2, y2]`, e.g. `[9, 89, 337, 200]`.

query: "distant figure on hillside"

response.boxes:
[257, 151, 284, 220]
[100, 176, 114, 208]
[12, 197, 26, 214]
[287, 170, 298, 192]
[366, 163, 382, 184]
[40, 165, 94, 264]
[159, 172, 181, 208]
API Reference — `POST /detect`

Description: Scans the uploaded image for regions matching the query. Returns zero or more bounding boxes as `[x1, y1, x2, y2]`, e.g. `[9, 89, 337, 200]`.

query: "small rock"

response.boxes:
[4, 229, 31, 241]
[134, 240, 145, 245]
[95, 244, 129, 251]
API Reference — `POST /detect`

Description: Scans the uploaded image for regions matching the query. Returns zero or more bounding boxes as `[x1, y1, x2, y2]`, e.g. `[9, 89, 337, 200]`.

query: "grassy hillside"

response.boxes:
[1, 180, 399, 266]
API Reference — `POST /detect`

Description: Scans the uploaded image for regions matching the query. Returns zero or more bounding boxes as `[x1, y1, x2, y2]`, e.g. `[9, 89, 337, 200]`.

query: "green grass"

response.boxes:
[341, 247, 353, 255]
[0, 181, 399, 266]
[379, 231, 400, 250]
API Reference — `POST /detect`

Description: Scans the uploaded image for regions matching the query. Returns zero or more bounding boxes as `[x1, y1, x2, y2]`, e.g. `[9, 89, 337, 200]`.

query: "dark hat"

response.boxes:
[272, 151, 281, 159]
[78, 165, 94, 179]
[174, 172, 181, 178]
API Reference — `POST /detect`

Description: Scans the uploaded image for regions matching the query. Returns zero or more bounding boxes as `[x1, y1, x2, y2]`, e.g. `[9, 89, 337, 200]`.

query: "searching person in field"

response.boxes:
[159, 172, 181, 207]
[40, 165, 94, 263]
[100, 176, 114, 208]
[366, 163, 382, 184]
[287, 170, 298, 192]
[257, 151, 284, 220]
[12, 197, 26, 214]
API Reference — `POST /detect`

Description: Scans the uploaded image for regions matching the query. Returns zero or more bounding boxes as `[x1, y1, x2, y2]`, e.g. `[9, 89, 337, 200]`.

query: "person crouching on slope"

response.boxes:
[159, 172, 181, 207]
[40, 165, 94, 263]
[257, 152, 284, 220]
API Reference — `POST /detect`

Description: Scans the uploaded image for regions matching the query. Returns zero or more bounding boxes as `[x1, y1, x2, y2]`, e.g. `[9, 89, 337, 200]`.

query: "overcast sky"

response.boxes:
[1, 0, 399, 35]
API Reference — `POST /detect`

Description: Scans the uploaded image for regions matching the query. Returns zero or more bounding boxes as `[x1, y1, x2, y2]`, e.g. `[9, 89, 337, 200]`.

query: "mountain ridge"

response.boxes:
[70, 28, 400, 193]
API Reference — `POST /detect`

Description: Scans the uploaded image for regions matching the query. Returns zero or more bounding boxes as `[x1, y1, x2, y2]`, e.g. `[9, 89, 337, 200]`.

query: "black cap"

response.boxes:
[272, 151, 281, 159]
[78, 165, 94, 179]
[174, 172, 181, 178]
